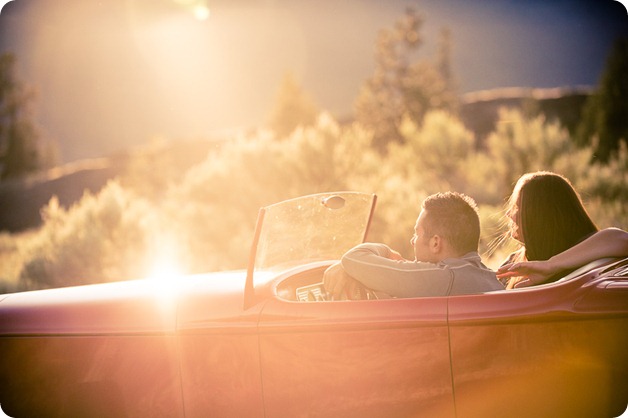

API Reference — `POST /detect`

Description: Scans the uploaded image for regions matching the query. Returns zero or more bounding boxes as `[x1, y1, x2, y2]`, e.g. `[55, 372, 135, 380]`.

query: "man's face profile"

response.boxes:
[412, 210, 435, 263]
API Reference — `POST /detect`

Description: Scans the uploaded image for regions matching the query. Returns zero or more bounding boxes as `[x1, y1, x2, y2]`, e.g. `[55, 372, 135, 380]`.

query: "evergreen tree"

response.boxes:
[434, 28, 458, 113]
[354, 8, 458, 151]
[267, 72, 320, 139]
[0, 53, 47, 180]
[576, 38, 628, 163]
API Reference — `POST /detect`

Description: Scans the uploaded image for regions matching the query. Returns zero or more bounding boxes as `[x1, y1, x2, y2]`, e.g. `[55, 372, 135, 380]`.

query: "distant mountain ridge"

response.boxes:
[460, 86, 592, 144]
[0, 87, 592, 233]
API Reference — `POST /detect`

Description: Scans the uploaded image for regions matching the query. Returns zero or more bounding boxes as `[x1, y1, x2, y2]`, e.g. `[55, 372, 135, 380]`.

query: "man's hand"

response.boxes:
[496, 260, 559, 288]
[387, 249, 406, 261]
[323, 262, 369, 300]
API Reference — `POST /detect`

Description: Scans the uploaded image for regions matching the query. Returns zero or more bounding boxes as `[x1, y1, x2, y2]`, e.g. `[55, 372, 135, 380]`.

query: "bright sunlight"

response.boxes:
[170, 0, 210, 21]
[147, 236, 185, 314]
[193, 4, 210, 21]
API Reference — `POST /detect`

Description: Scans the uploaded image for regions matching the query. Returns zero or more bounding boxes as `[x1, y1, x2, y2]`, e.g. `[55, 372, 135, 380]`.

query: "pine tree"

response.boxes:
[0, 53, 46, 180]
[354, 8, 458, 151]
[267, 72, 320, 139]
[576, 38, 628, 163]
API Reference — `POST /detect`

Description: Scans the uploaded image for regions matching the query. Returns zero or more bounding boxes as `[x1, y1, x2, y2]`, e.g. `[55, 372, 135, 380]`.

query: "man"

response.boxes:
[324, 192, 503, 299]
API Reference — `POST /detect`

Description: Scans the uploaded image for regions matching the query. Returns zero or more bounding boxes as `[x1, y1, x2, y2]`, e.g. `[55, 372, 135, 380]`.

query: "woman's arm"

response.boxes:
[497, 228, 628, 287]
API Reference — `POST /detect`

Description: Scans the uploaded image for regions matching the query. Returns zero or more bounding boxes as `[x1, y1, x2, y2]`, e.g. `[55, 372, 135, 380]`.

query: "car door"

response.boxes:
[257, 296, 455, 418]
[447, 276, 628, 418]
[175, 274, 266, 418]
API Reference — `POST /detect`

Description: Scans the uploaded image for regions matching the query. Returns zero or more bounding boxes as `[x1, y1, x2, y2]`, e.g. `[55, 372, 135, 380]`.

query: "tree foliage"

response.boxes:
[0, 53, 54, 180]
[354, 8, 458, 151]
[267, 72, 320, 139]
[576, 38, 628, 163]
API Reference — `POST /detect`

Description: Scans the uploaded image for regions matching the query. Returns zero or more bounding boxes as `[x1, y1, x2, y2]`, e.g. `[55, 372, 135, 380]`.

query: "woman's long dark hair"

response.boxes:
[507, 171, 598, 263]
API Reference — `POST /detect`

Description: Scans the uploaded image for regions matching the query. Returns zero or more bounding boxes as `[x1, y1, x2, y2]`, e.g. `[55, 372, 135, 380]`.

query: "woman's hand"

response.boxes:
[496, 260, 559, 288]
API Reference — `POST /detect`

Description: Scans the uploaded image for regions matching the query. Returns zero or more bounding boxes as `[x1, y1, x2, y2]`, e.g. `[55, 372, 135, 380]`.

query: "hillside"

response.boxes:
[0, 159, 120, 232]
[460, 86, 591, 144]
[0, 140, 218, 232]
[0, 87, 591, 233]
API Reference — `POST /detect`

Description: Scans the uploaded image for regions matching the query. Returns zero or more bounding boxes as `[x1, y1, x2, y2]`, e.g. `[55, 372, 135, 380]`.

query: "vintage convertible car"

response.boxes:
[0, 192, 627, 418]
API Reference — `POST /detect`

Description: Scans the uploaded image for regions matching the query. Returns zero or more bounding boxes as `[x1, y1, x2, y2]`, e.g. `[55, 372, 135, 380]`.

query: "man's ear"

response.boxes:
[429, 235, 442, 254]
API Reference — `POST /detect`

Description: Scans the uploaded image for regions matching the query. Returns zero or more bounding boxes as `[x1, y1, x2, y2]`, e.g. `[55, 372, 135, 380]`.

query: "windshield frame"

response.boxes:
[244, 192, 377, 308]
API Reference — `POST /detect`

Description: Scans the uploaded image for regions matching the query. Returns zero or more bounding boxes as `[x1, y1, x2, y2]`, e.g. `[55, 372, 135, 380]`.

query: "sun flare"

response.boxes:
[193, 5, 210, 21]
[171, 0, 210, 21]
[148, 258, 184, 312]
[149, 257, 182, 281]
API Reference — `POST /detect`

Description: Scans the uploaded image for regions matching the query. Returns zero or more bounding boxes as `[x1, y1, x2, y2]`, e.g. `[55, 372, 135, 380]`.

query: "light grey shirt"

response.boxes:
[341, 243, 504, 298]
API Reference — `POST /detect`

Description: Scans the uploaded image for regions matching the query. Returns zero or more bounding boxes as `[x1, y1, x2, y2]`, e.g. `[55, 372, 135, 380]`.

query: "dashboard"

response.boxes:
[274, 264, 330, 302]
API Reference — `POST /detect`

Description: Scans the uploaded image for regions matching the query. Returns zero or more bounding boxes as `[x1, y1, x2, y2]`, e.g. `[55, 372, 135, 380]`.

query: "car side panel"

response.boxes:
[448, 273, 628, 418]
[175, 280, 265, 418]
[0, 280, 187, 418]
[177, 333, 264, 417]
[0, 335, 183, 418]
[258, 297, 455, 418]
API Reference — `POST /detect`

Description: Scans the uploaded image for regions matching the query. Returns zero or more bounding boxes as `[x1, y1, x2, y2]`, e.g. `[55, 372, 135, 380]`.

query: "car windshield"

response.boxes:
[251, 192, 376, 274]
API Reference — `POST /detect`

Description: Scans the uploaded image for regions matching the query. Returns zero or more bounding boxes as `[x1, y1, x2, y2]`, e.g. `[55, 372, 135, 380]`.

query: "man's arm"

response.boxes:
[497, 228, 628, 287]
[340, 243, 450, 297]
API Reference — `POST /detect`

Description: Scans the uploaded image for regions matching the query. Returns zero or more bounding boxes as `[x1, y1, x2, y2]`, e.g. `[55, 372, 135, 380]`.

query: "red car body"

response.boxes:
[0, 192, 627, 418]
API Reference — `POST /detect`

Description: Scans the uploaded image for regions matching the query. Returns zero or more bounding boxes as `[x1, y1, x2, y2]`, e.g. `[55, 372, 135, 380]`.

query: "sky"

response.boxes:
[0, 0, 627, 162]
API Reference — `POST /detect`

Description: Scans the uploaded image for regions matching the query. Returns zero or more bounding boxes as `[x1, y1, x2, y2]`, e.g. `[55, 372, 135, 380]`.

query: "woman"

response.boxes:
[496, 171, 628, 288]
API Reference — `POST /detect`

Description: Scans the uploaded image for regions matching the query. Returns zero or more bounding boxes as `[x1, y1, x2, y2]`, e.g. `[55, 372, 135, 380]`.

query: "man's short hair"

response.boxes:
[421, 192, 480, 255]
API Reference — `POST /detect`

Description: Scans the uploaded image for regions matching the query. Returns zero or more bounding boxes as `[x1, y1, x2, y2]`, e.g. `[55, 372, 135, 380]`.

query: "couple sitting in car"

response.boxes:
[324, 171, 628, 299]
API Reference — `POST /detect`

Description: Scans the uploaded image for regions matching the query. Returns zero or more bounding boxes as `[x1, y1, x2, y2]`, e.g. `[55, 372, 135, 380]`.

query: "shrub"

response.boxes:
[18, 181, 154, 289]
[3, 109, 625, 291]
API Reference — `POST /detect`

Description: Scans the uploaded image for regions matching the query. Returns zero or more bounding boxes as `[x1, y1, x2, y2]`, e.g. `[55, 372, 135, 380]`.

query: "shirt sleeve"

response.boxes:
[341, 243, 451, 298]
